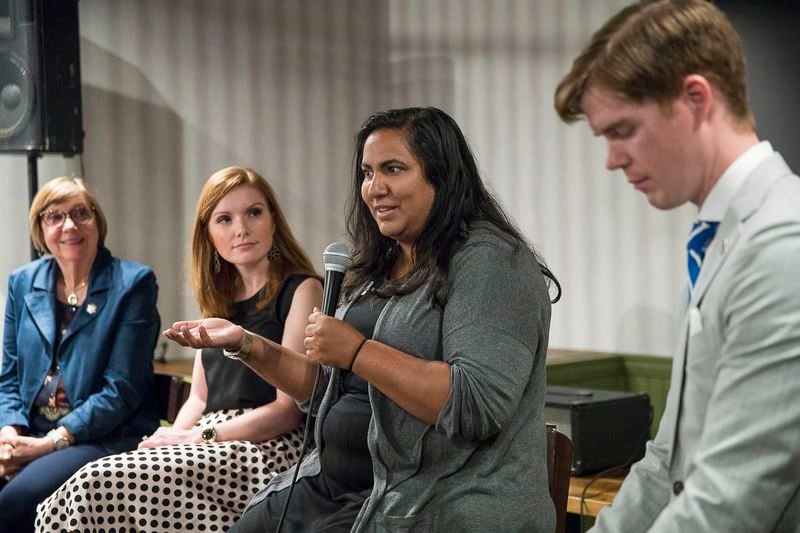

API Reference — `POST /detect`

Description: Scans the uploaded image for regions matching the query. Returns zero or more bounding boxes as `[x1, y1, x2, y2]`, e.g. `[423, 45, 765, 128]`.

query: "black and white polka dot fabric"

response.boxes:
[35, 409, 305, 532]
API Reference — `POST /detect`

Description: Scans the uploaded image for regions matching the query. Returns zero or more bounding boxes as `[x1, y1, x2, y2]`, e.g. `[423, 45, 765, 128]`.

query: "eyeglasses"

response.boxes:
[40, 205, 95, 227]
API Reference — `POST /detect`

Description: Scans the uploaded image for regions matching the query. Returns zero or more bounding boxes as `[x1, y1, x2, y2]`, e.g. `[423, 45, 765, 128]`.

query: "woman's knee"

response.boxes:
[0, 475, 44, 532]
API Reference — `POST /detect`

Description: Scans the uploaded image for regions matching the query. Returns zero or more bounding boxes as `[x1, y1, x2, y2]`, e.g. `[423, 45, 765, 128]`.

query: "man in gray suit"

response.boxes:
[555, 1, 800, 531]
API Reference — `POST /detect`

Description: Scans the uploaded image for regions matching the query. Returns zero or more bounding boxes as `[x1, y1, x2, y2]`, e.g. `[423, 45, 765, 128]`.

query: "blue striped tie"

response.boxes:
[687, 220, 720, 289]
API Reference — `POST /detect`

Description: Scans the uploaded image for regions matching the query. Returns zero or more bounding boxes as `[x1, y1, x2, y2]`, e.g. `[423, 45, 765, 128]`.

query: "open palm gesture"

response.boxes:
[162, 318, 245, 351]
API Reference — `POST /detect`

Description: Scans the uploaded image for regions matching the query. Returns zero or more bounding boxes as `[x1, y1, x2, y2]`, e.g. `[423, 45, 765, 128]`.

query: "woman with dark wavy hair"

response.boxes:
[165, 107, 560, 532]
[344, 106, 559, 304]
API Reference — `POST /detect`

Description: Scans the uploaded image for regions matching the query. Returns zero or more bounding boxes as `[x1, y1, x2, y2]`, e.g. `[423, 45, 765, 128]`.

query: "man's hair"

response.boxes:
[555, 0, 754, 129]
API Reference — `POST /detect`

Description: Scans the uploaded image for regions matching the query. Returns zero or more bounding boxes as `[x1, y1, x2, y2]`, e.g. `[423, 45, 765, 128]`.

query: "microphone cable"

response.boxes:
[275, 364, 324, 533]
[276, 241, 351, 532]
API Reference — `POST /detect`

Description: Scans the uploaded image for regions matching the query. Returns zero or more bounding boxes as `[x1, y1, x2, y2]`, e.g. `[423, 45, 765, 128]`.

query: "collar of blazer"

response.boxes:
[689, 152, 793, 307]
[25, 247, 114, 350]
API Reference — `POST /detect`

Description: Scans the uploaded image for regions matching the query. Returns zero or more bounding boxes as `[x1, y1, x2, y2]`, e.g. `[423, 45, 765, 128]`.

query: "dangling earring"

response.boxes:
[213, 249, 221, 274]
[267, 244, 280, 261]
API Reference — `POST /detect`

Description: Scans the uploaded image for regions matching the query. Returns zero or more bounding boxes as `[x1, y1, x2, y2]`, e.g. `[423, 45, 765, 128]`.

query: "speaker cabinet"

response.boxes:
[545, 386, 651, 475]
[0, 0, 83, 154]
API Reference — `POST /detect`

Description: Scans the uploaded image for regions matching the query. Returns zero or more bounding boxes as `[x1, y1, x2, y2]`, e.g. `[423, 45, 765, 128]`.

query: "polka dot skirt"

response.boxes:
[35, 409, 306, 532]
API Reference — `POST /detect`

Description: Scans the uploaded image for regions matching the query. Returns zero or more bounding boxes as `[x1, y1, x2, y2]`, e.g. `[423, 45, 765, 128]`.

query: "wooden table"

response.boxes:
[567, 471, 626, 517]
[548, 348, 631, 517]
[153, 359, 194, 423]
[154, 358, 194, 379]
[547, 348, 616, 364]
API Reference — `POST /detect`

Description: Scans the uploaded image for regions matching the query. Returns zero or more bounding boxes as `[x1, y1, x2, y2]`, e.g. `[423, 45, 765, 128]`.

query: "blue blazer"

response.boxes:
[0, 247, 160, 443]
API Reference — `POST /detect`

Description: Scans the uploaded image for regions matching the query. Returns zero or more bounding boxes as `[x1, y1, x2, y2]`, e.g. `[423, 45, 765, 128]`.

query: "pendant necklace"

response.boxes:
[65, 279, 88, 307]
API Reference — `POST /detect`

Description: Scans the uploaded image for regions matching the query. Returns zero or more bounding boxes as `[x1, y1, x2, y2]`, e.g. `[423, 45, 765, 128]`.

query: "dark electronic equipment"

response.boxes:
[545, 385, 651, 475]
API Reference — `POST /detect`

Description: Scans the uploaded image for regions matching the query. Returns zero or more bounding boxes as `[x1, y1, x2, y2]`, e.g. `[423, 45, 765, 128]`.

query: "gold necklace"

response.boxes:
[65, 279, 88, 306]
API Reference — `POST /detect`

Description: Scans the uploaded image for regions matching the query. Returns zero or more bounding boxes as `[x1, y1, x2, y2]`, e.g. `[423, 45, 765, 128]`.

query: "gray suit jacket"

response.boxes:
[593, 152, 800, 532]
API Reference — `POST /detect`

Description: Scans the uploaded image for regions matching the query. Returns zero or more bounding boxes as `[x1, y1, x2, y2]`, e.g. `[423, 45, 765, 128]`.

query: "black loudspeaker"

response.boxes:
[545, 386, 652, 475]
[0, 0, 83, 154]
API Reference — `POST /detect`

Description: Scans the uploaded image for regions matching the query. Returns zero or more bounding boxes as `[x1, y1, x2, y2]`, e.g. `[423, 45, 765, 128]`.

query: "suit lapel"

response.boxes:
[24, 261, 57, 353]
[662, 298, 689, 467]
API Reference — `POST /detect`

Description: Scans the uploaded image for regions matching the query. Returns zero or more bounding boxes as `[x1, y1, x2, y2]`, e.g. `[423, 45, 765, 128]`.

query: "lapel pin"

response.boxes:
[87, 303, 97, 315]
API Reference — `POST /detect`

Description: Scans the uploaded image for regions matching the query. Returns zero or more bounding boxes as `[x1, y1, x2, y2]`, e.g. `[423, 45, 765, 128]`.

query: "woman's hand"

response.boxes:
[0, 434, 54, 479]
[304, 309, 366, 369]
[0, 431, 17, 479]
[0, 456, 22, 480]
[138, 426, 203, 449]
[5, 435, 53, 461]
[0, 425, 20, 440]
[0, 442, 13, 461]
[0, 426, 22, 480]
[163, 318, 244, 351]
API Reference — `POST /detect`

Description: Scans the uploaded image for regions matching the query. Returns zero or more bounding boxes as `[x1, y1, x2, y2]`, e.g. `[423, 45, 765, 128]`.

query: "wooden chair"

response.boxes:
[154, 374, 191, 424]
[547, 423, 574, 533]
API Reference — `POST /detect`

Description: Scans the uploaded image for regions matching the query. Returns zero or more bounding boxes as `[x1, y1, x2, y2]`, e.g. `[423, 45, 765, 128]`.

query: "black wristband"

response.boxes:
[348, 338, 368, 371]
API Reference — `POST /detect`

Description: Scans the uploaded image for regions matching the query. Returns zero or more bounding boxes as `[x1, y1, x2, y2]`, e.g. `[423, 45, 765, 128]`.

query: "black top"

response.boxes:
[202, 273, 311, 413]
[30, 301, 77, 435]
[319, 290, 388, 495]
[33, 300, 76, 410]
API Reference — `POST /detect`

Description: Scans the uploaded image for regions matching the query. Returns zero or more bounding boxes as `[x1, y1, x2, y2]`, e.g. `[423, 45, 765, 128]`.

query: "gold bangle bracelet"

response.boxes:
[223, 329, 254, 360]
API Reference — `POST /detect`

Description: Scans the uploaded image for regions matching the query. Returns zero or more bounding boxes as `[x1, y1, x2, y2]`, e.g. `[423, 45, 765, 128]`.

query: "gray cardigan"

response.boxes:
[249, 224, 555, 532]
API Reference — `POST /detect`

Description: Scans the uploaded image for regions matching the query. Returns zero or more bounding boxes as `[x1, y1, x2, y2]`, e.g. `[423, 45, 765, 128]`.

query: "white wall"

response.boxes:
[381, 0, 694, 356]
[1, 0, 699, 359]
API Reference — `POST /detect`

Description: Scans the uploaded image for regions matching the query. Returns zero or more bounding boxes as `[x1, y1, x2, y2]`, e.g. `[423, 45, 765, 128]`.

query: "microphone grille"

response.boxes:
[323, 241, 352, 273]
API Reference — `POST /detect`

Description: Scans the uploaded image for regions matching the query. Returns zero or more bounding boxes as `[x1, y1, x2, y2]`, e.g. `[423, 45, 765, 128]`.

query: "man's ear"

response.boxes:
[680, 74, 714, 126]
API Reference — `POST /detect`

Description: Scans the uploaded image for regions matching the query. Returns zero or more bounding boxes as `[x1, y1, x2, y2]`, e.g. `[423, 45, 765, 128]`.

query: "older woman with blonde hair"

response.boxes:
[37, 166, 322, 532]
[0, 176, 161, 533]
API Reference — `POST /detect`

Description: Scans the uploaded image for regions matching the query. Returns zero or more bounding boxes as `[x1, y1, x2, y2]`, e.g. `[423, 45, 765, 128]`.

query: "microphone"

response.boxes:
[321, 241, 352, 316]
